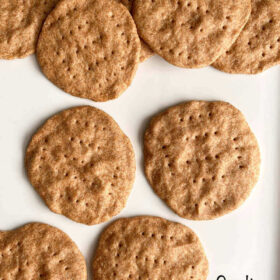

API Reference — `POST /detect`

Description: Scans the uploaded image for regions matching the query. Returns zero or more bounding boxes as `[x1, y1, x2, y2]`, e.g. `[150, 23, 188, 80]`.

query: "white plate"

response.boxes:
[0, 55, 279, 279]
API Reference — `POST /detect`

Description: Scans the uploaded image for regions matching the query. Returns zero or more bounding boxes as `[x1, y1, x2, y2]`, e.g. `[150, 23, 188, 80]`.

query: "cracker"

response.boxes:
[213, 0, 280, 74]
[118, 0, 154, 62]
[25, 106, 135, 225]
[133, 0, 251, 68]
[92, 216, 208, 280]
[139, 40, 154, 62]
[144, 101, 260, 220]
[0, 223, 86, 279]
[37, 0, 141, 102]
[0, 0, 59, 59]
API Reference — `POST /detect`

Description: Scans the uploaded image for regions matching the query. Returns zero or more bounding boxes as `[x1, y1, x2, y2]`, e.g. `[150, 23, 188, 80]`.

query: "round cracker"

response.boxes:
[25, 106, 135, 225]
[213, 0, 280, 74]
[144, 101, 260, 220]
[37, 0, 141, 102]
[0, 223, 86, 279]
[133, 0, 251, 68]
[117, 0, 154, 62]
[0, 0, 59, 59]
[92, 216, 208, 280]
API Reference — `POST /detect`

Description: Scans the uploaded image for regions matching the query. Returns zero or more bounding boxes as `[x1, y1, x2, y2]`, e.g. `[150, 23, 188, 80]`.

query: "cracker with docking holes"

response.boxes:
[0, 0, 59, 59]
[0, 223, 86, 279]
[37, 0, 141, 102]
[25, 106, 135, 225]
[213, 0, 280, 74]
[144, 101, 260, 220]
[92, 216, 208, 280]
[118, 0, 154, 62]
[133, 0, 251, 68]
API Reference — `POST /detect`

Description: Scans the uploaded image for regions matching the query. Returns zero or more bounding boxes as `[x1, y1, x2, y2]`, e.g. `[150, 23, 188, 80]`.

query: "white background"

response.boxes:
[0, 54, 279, 279]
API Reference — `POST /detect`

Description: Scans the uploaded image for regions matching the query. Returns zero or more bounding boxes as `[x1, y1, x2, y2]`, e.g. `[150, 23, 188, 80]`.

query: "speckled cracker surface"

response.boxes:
[25, 106, 135, 225]
[37, 0, 141, 102]
[0, 0, 59, 59]
[92, 216, 208, 280]
[133, 0, 251, 68]
[0, 223, 86, 279]
[118, 0, 154, 62]
[144, 101, 260, 220]
[213, 0, 280, 74]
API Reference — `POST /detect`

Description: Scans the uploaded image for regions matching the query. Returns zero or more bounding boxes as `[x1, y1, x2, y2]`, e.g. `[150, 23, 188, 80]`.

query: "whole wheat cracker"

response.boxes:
[117, 0, 154, 62]
[92, 216, 208, 280]
[0, 0, 59, 59]
[37, 0, 141, 102]
[133, 0, 251, 68]
[25, 106, 135, 225]
[144, 101, 260, 220]
[213, 0, 280, 74]
[0, 223, 86, 279]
